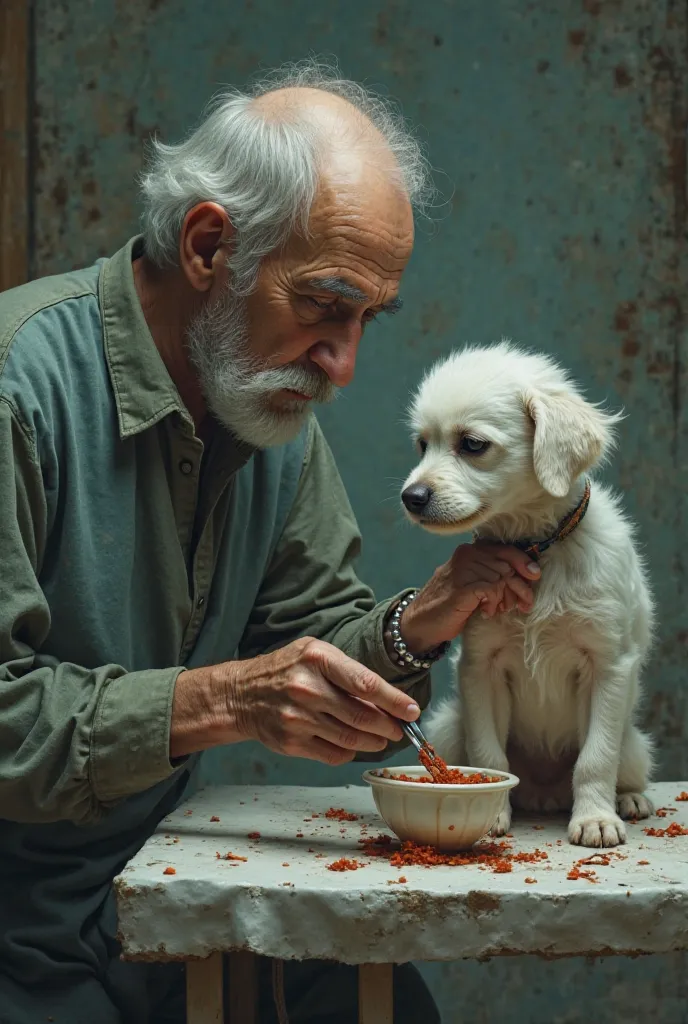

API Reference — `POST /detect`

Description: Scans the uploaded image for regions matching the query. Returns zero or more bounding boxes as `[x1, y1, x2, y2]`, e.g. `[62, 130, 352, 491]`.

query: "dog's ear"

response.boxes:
[525, 390, 618, 497]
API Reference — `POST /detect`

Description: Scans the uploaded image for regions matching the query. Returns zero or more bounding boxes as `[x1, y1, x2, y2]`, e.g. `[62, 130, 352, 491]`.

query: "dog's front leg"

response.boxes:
[569, 650, 639, 848]
[461, 653, 512, 835]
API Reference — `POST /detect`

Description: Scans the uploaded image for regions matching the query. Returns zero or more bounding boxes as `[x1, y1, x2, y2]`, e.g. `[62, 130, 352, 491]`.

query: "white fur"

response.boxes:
[402, 343, 654, 848]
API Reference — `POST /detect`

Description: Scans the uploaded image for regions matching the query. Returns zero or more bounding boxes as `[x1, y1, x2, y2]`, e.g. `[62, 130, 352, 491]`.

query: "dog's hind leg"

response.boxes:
[616, 725, 654, 820]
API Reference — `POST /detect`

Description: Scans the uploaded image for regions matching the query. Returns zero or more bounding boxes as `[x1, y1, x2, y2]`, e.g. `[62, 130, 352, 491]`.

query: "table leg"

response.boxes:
[186, 952, 223, 1024]
[358, 963, 393, 1024]
[228, 950, 258, 1024]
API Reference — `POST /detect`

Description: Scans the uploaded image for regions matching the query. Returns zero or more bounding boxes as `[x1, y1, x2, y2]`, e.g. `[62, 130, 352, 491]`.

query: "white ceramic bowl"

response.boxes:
[362, 765, 520, 851]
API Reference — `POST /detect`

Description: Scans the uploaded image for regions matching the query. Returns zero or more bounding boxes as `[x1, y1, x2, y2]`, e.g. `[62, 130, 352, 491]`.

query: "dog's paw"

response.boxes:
[617, 792, 653, 821]
[489, 808, 512, 837]
[568, 814, 627, 848]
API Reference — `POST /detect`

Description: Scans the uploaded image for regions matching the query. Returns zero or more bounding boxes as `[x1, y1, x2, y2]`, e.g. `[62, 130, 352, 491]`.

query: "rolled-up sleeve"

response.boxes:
[238, 416, 432, 760]
[0, 396, 182, 825]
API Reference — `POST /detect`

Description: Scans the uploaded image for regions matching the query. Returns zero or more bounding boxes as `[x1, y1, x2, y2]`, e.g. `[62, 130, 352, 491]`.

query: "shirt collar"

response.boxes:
[99, 235, 190, 438]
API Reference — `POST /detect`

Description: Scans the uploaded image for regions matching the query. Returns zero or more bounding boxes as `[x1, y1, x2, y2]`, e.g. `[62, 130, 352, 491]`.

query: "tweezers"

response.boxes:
[400, 719, 443, 772]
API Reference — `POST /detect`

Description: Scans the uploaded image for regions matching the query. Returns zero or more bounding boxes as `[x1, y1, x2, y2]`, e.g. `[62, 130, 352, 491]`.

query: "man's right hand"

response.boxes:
[170, 637, 420, 764]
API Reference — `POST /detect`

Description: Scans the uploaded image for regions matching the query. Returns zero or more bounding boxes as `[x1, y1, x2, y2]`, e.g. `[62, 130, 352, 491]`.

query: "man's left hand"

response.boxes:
[398, 541, 542, 654]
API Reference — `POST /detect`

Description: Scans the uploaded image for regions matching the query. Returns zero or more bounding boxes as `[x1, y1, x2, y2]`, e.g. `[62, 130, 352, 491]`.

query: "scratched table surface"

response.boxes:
[115, 782, 688, 964]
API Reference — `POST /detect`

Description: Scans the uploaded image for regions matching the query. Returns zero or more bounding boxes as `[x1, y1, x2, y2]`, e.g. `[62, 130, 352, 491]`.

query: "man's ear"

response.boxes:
[179, 202, 233, 292]
[525, 389, 620, 497]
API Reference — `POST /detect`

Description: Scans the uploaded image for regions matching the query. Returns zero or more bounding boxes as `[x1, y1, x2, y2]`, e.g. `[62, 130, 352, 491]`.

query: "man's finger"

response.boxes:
[467, 563, 502, 583]
[494, 546, 541, 580]
[315, 712, 389, 752]
[303, 737, 357, 766]
[319, 693, 403, 742]
[476, 585, 502, 618]
[505, 576, 534, 606]
[310, 643, 421, 722]
[475, 557, 514, 579]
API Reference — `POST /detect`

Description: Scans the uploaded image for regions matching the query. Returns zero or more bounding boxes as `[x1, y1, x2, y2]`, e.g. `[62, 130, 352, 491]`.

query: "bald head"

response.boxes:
[141, 59, 432, 290]
[252, 85, 407, 201]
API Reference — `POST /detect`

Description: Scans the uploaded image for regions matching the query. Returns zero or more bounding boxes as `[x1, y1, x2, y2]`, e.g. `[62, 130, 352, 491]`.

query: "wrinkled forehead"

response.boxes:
[278, 174, 414, 296]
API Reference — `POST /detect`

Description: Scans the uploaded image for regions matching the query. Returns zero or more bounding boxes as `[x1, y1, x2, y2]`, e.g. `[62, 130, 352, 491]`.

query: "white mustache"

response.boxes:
[240, 364, 337, 404]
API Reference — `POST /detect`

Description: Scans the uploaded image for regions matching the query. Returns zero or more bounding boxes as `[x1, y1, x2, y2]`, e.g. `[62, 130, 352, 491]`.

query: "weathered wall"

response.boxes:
[32, 1, 688, 1020]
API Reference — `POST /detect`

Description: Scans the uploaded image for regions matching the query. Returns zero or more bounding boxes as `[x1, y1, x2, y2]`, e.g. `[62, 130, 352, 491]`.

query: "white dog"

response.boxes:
[401, 343, 654, 848]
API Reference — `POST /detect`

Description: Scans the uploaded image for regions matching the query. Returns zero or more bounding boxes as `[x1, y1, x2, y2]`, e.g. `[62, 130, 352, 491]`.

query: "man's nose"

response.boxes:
[307, 322, 362, 388]
[401, 484, 433, 513]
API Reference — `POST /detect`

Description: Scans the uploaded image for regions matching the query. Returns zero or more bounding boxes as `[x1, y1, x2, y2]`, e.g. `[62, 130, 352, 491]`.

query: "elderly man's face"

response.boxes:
[187, 175, 414, 447]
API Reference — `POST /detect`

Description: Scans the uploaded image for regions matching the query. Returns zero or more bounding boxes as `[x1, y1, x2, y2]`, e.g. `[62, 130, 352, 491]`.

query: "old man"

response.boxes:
[0, 61, 538, 1022]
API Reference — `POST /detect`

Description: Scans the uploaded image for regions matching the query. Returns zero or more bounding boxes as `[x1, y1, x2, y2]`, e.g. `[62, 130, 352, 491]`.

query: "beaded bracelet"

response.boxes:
[388, 591, 451, 671]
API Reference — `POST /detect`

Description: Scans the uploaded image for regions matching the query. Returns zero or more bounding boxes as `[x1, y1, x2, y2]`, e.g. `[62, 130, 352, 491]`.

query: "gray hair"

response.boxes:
[139, 58, 435, 294]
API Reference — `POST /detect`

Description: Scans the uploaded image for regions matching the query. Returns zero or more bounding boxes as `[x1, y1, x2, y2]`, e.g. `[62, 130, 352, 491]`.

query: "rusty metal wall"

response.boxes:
[33, 1, 688, 1020]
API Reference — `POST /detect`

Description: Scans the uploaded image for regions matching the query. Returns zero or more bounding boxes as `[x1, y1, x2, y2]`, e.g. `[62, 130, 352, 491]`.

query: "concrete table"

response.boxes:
[114, 782, 688, 1023]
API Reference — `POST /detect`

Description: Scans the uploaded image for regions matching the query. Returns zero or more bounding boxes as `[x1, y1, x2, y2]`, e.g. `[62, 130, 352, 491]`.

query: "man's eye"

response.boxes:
[459, 436, 490, 455]
[306, 296, 332, 311]
[418, 438, 428, 454]
[362, 310, 379, 324]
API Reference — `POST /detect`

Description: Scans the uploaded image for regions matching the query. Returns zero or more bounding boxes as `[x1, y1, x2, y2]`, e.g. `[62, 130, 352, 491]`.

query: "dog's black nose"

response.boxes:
[401, 484, 433, 513]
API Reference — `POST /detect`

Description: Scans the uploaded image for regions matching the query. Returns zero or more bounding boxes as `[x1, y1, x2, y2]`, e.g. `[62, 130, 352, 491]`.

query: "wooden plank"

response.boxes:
[186, 953, 224, 1024]
[0, 0, 29, 291]
[228, 950, 257, 1024]
[358, 963, 393, 1024]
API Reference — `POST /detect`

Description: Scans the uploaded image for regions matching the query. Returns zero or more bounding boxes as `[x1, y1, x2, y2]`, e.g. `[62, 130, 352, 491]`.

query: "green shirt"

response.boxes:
[0, 237, 430, 1015]
[0, 236, 430, 1016]
[0, 234, 431, 823]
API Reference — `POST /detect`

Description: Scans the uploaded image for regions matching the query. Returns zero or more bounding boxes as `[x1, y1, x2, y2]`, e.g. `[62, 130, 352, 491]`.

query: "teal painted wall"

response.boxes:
[33, 1, 687, 1020]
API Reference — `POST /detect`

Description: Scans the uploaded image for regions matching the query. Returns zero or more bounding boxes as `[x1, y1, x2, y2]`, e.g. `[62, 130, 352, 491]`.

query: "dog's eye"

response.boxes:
[459, 436, 490, 455]
[417, 438, 428, 455]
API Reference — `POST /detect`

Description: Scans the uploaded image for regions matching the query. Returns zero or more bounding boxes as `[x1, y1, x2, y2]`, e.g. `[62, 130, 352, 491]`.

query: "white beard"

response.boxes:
[186, 287, 337, 448]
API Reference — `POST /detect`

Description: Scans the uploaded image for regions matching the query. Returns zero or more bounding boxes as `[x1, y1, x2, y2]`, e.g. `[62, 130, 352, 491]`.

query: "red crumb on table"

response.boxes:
[184, 810, 193, 816]
[216, 851, 247, 861]
[566, 851, 622, 883]
[327, 857, 364, 872]
[282, 862, 290, 867]
[524, 877, 537, 884]
[533, 825, 544, 831]
[356, 833, 547, 874]
[163, 867, 176, 875]
[398, 876, 407, 883]
[210, 816, 220, 822]
[638, 860, 650, 865]
[325, 808, 359, 821]
[643, 822, 688, 837]
[296, 833, 304, 838]
[676, 792, 688, 801]
[567, 865, 598, 882]
[448, 825, 455, 831]
[247, 832, 261, 840]
[656, 809, 667, 818]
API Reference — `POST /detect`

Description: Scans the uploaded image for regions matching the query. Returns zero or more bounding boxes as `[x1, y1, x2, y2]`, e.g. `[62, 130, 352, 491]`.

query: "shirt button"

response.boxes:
[197, 595, 205, 609]
[179, 459, 193, 475]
